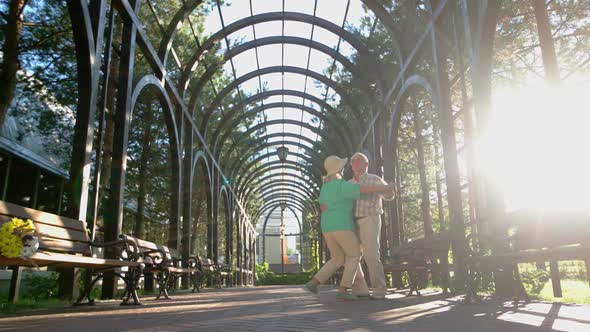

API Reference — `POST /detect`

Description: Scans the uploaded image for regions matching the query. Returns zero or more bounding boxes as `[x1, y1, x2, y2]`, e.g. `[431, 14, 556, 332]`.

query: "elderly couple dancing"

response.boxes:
[304, 152, 395, 301]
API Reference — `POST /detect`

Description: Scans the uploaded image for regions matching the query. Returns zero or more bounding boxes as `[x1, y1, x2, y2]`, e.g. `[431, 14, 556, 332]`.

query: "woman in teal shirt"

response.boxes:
[304, 156, 392, 300]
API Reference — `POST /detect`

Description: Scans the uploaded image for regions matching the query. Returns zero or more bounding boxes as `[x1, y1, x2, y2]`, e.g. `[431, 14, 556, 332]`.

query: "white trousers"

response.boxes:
[313, 230, 361, 288]
[351, 215, 387, 296]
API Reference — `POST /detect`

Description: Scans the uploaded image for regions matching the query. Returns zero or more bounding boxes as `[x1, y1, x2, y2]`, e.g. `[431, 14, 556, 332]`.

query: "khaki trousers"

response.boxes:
[351, 215, 387, 296]
[313, 230, 362, 288]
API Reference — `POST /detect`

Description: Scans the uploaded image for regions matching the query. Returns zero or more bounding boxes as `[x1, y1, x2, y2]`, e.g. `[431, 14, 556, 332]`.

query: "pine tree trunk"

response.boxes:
[532, 0, 559, 272]
[135, 101, 153, 238]
[96, 31, 121, 220]
[433, 138, 445, 231]
[0, 0, 25, 125]
[531, 0, 560, 83]
[192, 189, 203, 255]
[395, 157, 405, 244]
[412, 106, 433, 238]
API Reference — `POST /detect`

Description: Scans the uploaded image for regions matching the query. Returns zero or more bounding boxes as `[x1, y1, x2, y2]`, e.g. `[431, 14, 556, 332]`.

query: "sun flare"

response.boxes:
[478, 83, 590, 212]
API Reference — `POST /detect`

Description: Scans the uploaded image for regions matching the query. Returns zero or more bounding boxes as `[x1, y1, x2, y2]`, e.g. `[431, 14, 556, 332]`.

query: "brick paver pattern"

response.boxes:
[1, 286, 589, 331]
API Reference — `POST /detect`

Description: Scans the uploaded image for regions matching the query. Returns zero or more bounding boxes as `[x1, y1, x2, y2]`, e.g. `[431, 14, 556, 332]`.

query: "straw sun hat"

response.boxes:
[323, 156, 348, 177]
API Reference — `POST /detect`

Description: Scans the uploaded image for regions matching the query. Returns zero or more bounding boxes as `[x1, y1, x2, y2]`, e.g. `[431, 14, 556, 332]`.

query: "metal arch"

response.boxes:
[236, 160, 321, 198]
[224, 139, 321, 180]
[212, 102, 354, 158]
[243, 161, 319, 199]
[255, 199, 313, 224]
[249, 182, 317, 209]
[260, 204, 303, 234]
[243, 173, 319, 206]
[191, 150, 211, 181]
[219, 118, 348, 163]
[234, 152, 322, 193]
[251, 179, 319, 201]
[217, 184, 232, 263]
[256, 193, 319, 222]
[66, 0, 103, 221]
[157, 0, 204, 68]
[255, 198, 316, 227]
[192, 36, 369, 95]
[225, 140, 324, 176]
[255, 200, 308, 222]
[259, 203, 302, 237]
[219, 118, 345, 171]
[239, 169, 320, 200]
[130, 74, 181, 163]
[191, 149, 214, 210]
[256, 205, 308, 237]
[386, 74, 438, 147]
[211, 89, 364, 143]
[256, 201, 308, 223]
[112, 0, 255, 230]
[229, 36, 368, 80]
[197, 66, 365, 135]
[256, 191, 317, 219]
[190, 36, 370, 131]
[223, 132, 327, 178]
[246, 172, 320, 194]
[258, 192, 317, 213]
[180, 11, 377, 91]
[237, 162, 321, 189]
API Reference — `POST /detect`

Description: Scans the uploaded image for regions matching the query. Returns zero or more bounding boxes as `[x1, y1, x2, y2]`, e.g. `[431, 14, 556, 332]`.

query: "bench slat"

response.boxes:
[0, 251, 139, 269]
[38, 238, 91, 255]
[0, 201, 87, 233]
[125, 235, 175, 261]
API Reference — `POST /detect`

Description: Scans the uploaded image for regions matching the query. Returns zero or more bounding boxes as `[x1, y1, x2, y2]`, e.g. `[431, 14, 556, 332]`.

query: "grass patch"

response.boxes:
[0, 298, 67, 314]
[531, 279, 590, 304]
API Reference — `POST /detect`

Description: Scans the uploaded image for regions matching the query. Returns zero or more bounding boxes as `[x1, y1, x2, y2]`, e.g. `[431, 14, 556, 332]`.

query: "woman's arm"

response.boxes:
[359, 183, 394, 195]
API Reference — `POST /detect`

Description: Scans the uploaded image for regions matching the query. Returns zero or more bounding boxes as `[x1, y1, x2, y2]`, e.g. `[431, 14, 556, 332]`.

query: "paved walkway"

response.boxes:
[1, 286, 589, 331]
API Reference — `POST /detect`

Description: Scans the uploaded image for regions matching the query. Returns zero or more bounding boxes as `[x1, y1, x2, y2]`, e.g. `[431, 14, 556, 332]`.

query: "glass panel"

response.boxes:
[316, 0, 348, 26]
[0, 151, 9, 200]
[232, 49, 258, 77]
[5, 158, 37, 208]
[283, 44, 310, 68]
[284, 0, 315, 15]
[251, 0, 282, 15]
[284, 21, 312, 39]
[36, 172, 62, 213]
[218, 1, 251, 27]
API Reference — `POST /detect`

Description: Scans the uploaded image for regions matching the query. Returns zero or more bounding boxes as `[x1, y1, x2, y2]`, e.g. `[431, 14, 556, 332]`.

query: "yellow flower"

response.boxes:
[0, 218, 35, 258]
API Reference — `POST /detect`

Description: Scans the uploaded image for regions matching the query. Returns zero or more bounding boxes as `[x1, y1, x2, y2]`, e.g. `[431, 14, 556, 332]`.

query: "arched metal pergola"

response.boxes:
[58, 0, 519, 297]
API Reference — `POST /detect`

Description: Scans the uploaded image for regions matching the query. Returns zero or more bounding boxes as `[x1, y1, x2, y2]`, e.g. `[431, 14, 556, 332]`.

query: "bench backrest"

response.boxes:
[199, 257, 217, 271]
[394, 231, 450, 260]
[508, 209, 590, 250]
[124, 235, 178, 263]
[0, 200, 91, 256]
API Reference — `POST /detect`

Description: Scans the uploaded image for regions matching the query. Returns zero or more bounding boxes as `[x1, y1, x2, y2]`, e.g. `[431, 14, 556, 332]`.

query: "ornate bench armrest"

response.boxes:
[90, 237, 142, 262]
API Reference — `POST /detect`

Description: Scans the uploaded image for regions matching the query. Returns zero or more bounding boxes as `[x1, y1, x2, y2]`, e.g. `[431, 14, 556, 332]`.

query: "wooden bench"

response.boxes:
[467, 209, 590, 301]
[383, 231, 451, 296]
[0, 200, 143, 305]
[121, 235, 200, 299]
[197, 257, 232, 289]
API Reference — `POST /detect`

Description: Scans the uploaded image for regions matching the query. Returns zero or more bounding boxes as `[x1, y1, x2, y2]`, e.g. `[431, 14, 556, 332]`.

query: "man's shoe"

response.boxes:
[304, 281, 319, 294]
[352, 292, 370, 298]
[369, 294, 386, 300]
[336, 293, 359, 301]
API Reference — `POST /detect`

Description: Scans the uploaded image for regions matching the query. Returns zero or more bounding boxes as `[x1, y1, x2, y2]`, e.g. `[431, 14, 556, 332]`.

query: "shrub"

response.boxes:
[22, 271, 59, 300]
[520, 269, 550, 295]
[255, 262, 313, 285]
